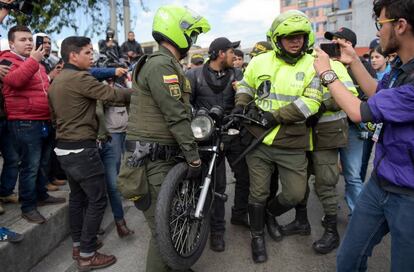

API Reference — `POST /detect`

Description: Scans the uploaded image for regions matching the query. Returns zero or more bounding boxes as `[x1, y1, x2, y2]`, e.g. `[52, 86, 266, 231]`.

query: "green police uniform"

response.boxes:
[236, 51, 322, 207]
[308, 60, 358, 215]
[119, 45, 199, 272]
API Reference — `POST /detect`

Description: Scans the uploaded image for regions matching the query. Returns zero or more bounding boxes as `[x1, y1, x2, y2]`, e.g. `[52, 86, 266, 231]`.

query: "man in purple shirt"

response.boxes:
[313, 0, 414, 271]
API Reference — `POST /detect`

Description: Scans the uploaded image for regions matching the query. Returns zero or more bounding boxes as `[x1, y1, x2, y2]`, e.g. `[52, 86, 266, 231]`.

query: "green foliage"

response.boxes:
[6, 0, 105, 36]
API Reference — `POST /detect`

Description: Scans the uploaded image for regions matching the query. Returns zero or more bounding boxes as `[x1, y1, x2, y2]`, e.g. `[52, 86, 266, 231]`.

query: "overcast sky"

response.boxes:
[1, 0, 280, 51]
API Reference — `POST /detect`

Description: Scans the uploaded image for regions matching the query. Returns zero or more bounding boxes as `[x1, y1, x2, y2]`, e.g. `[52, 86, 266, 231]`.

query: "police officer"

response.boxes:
[186, 37, 249, 252]
[118, 5, 210, 272]
[235, 10, 322, 263]
[280, 60, 358, 254]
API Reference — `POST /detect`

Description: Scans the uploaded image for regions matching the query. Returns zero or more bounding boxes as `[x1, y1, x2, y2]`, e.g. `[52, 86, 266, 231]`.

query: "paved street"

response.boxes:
[32, 161, 391, 272]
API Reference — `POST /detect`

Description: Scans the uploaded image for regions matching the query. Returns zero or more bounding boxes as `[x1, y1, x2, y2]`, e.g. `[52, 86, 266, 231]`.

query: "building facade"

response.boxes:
[280, 0, 352, 43]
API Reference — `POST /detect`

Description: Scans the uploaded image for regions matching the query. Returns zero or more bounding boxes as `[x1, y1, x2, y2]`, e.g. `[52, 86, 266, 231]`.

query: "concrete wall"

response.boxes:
[351, 0, 377, 47]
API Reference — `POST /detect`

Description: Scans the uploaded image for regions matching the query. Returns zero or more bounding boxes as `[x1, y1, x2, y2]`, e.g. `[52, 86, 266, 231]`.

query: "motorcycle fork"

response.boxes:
[194, 144, 219, 219]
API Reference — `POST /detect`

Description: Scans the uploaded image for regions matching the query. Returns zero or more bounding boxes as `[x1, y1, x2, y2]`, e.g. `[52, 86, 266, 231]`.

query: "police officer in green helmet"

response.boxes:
[118, 5, 210, 272]
[235, 10, 322, 263]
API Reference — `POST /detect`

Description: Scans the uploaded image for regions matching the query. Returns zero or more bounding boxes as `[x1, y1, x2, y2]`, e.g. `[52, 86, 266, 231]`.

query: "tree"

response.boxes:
[5, 0, 105, 36]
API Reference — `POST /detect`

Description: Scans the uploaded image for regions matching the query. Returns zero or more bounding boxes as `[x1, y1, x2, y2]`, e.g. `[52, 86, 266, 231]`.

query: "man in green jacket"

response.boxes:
[48, 36, 132, 271]
[117, 5, 210, 272]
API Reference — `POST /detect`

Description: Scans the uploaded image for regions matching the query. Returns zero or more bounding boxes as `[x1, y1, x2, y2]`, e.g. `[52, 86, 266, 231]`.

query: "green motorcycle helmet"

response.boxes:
[268, 10, 314, 63]
[152, 5, 211, 58]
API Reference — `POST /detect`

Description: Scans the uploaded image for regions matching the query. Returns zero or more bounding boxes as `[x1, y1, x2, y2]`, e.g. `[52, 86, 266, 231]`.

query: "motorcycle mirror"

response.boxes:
[227, 129, 240, 136]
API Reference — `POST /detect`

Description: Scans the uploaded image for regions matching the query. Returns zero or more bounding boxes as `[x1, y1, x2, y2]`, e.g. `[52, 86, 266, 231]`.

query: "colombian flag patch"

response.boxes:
[163, 74, 179, 84]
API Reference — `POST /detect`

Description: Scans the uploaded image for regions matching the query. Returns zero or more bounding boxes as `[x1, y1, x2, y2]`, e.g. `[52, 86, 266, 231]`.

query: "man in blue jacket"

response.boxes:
[313, 0, 414, 271]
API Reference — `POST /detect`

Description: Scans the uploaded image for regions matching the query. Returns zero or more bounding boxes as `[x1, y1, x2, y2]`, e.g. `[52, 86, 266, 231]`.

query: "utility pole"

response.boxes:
[109, 0, 118, 40]
[123, 0, 131, 39]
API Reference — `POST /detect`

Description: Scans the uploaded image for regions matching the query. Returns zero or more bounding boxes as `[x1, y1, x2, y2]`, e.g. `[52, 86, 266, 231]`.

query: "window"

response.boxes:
[282, 0, 294, 6]
[298, 0, 307, 8]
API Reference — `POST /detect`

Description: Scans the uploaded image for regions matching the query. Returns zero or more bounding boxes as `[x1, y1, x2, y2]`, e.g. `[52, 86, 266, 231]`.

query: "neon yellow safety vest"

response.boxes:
[318, 60, 358, 123]
[237, 51, 322, 147]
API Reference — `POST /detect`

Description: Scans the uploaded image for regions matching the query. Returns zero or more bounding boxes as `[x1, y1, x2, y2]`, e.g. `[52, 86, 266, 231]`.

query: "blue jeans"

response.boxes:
[340, 123, 364, 213]
[109, 132, 125, 174]
[8, 121, 52, 213]
[99, 140, 124, 220]
[337, 177, 414, 272]
[0, 120, 19, 197]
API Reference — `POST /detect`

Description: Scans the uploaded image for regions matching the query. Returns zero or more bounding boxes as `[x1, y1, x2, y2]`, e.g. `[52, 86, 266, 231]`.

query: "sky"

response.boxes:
[1, 0, 280, 52]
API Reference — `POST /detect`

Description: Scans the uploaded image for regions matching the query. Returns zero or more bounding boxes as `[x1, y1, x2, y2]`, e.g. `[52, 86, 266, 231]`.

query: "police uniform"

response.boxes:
[119, 45, 199, 272]
[237, 51, 322, 210]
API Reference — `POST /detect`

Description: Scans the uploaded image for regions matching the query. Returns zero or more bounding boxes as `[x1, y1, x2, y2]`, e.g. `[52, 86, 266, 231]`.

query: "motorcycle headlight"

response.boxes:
[191, 115, 214, 141]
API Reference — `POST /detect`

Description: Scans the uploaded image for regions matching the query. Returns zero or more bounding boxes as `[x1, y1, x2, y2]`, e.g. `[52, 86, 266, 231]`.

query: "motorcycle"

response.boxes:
[155, 88, 270, 270]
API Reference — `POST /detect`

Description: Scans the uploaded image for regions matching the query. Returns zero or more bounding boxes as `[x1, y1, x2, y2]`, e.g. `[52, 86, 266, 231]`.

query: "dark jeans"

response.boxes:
[210, 135, 250, 234]
[0, 120, 19, 197]
[58, 148, 107, 254]
[48, 128, 66, 181]
[8, 120, 52, 213]
[337, 177, 414, 271]
[99, 141, 124, 220]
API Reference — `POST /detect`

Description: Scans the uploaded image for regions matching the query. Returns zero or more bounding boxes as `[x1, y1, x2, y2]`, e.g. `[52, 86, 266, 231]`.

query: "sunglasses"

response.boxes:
[375, 18, 397, 31]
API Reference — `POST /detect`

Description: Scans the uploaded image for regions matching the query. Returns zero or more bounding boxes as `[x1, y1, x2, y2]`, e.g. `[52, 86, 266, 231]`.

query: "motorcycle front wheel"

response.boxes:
[155, 162, 212, 270]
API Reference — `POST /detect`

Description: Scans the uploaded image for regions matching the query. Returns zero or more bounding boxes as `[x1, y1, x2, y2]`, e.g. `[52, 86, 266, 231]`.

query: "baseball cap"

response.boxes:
[369, 38, 380, 50]
[208, 37, 240, 55]
[191, 54, 204, 65]
[324, 27, 357, 47]
[250, 41, 272, 57]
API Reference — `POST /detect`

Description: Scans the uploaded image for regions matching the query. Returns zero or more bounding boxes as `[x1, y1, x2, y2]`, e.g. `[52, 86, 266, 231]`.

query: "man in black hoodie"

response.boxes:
[186, 37, 249, 252]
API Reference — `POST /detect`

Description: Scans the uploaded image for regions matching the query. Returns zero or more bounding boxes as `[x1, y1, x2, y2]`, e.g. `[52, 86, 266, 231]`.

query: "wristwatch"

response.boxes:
[320, 70, 338, 87]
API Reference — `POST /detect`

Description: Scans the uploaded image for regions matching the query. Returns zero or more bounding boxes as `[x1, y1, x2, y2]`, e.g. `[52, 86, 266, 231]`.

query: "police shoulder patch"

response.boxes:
[169, 84, 181, 99]
[163, 74, 179, 84]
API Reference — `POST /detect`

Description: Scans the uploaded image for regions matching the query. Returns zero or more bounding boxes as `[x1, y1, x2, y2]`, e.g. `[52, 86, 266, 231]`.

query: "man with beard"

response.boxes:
[313, 0, 414, 270]
[186, 37, 249, 252]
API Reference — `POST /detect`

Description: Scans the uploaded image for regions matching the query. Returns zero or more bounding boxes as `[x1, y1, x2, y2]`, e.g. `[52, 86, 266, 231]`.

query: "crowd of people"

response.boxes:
[1, 0, 414, 272]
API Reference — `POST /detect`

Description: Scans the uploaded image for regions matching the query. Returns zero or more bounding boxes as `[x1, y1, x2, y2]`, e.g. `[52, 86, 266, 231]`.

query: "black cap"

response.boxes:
[208, 37, 240, 55]
[369, 38, 380, 49]
[324, 27, 357, 47]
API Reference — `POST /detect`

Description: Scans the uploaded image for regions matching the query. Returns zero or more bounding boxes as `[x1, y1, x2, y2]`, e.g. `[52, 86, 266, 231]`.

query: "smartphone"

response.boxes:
[35, 36, 44, 50]
[0, 59, 12, 66]
[320, 43, 341, 58]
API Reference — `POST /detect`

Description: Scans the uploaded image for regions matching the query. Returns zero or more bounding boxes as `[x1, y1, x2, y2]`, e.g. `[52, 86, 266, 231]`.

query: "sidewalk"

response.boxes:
[0, 187, 69, 272]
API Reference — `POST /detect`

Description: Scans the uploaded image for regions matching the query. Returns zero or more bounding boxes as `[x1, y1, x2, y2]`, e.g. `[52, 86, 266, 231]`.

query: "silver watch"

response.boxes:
[320, 70, 338, 87]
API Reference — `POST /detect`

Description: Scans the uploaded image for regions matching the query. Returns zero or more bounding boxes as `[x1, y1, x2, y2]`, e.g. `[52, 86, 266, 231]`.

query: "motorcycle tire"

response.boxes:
[155, 162, 211, 270]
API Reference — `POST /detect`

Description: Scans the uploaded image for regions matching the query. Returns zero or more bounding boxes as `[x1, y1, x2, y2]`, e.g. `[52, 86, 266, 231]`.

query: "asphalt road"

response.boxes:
[32, 163, 391, 272]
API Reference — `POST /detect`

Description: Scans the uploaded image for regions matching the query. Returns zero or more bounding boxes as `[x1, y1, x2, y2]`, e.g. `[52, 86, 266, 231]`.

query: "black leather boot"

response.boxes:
[248, 203, 267, 263]
[280, 204, 311, 236]
[312, 214, 340, 254]
[266, 210, 283, 241]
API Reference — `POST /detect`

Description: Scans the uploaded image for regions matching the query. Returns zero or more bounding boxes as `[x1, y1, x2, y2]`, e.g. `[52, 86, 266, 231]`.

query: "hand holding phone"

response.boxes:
[35, 35, 44, 50]
[0, 59, 12, 66]
[320, 43, 341, 58]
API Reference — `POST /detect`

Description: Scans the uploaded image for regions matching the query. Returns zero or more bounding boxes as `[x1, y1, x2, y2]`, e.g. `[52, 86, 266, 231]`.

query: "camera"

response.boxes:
[0, 1, 34, 15]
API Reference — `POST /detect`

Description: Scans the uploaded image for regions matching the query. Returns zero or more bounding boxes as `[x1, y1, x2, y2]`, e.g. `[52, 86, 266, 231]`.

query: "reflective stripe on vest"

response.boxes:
[318, 110, 347, 123]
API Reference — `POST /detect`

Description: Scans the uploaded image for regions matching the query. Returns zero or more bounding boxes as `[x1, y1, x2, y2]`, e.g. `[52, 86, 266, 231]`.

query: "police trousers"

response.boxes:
[246, 144, 307, 207]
